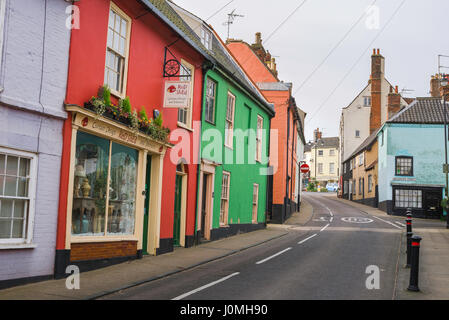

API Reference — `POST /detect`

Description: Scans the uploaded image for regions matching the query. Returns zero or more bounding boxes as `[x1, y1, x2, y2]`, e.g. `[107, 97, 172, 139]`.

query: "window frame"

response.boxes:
[368, 174, 373, 193]
[200, 26, 212, 50]
[104, 2, 132, 98]
[252, 183, 259, 224]
[0, 147, 38, 246]
[0, 0, 6, 81]
[394, 188, 423, 209]
[355, 130, 360, 138]
[318, 163, 323, 174]
[224, 91, 236, 149]
[256, 115, 264, 162]
[219, 171, 230, 227]
[177, 59, 195, 129]
[205, 78, 217, 125]
[329, 162, 335, 175]
[395, 156, 413, 177]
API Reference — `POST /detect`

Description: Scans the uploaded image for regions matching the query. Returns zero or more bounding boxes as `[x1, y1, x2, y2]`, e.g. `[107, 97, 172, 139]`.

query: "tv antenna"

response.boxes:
[223, 9, 244, 40]
[400, 88, 414, 96]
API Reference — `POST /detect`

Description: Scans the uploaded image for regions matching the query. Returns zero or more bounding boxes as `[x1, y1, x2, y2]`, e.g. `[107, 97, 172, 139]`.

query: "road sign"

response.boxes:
[300, 164, 310, 174]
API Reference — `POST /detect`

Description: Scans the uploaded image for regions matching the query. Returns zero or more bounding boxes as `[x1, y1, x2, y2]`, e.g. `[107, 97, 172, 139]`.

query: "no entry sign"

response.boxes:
[300, 164, 310, 174]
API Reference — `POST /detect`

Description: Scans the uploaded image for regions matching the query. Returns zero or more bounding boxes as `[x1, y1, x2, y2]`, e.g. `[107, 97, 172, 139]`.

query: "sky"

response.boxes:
[171, 0, 449, 141]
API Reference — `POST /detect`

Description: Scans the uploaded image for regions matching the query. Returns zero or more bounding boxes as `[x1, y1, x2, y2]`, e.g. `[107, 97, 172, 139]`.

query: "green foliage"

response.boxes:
[154, 113, 163, 127]
[120, 97, 132, 115]
[319, 188, 328, 193]
[139, 107, 149, 122]
[102, 85, 112, 107]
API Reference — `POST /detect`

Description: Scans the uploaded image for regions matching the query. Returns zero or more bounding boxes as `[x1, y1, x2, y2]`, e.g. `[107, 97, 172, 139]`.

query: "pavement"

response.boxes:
[332, 194, 449, 300]
[0, 203, 314, 300]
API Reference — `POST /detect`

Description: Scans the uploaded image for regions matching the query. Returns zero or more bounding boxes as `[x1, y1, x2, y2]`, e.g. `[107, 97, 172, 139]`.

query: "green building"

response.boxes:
[169, 2, 276, 242]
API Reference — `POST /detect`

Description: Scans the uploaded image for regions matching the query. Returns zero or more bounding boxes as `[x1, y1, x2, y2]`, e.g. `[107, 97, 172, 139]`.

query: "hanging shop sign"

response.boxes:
[163, 81, 191, 109]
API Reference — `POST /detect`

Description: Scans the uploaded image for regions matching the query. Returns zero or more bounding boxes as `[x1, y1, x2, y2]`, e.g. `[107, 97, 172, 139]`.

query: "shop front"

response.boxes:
[56, 105, 170, 274]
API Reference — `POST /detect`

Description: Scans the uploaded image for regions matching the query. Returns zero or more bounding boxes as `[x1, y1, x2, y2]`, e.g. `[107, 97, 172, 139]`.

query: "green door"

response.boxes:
[142, 155, 151, 255]
[173, 174, 182, 247]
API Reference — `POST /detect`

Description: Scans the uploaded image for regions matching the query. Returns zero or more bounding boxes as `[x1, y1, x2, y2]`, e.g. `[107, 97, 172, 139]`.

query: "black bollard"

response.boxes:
[406, 231, 413, 268]
[407, 235, 422, 292]
[406, 212, 412, 234]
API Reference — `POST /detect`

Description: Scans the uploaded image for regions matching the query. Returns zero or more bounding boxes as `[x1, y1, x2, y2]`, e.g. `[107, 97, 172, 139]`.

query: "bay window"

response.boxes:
[72, 131, 138, 237]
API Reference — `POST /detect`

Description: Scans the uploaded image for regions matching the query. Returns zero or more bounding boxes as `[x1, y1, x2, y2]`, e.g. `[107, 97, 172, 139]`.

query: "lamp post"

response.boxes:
[441, 75, 449, 228]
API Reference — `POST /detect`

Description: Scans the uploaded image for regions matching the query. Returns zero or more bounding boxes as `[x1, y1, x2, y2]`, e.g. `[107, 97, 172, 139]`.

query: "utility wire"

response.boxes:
[264, 0, 308, 45]
[306, 0, 406, 125]
[293, 0, 378, 96]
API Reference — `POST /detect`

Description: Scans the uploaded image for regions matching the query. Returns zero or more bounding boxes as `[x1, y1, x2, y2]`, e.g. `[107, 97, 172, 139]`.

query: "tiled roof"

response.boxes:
[306, 137, 339, 152]
[388, 97, 446, 124]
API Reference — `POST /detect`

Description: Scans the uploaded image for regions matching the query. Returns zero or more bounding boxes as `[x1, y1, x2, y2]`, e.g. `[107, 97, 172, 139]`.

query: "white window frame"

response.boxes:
[225, 92, 236, 149]
[177, 59, 194, 129]
[200, 26, 212, 50]
[220, 171, 230, 226]
[0, 0, 6, 81]
[104, 2, 131, 98]
[252, 183, 259, 224]
[364, 96, 371, 107]
[318, 163, 323, 174]
[0, 147, 38, 247]
[205, 78, 216, 124]
[329, 162, 335, 174]
[256, 115, 263, 162]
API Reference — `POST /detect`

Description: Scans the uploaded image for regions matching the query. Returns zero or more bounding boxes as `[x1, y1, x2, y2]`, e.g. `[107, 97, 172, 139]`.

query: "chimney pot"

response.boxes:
[395, 86, 399, 94]
[377, 49, 380, 55]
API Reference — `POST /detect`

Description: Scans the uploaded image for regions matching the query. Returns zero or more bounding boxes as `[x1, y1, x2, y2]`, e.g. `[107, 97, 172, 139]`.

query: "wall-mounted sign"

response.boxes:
[163, 81, 191, 109]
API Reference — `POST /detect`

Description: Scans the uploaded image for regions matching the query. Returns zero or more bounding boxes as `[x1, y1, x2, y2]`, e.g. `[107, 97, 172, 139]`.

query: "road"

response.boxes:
[101, 192, 405, 300]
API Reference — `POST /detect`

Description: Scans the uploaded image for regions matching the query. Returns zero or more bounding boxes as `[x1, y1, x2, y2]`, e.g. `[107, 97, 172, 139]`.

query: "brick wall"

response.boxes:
[70, 241, 138, 262]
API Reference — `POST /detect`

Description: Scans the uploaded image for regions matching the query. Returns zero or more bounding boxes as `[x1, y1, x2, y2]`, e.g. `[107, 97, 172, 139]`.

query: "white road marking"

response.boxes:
[395, 221, 406, 227]
[320, 223, 330, 232]
[372, 216, 402, 229]
[256, 247, 292, 265]
[330, 216, 334, 222]
[172, 272, 240, 300]
[298, 234, 318, 244]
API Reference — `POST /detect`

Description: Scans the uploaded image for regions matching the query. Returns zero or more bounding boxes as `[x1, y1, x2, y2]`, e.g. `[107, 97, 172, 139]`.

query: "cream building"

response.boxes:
[305, 136, 340, 188]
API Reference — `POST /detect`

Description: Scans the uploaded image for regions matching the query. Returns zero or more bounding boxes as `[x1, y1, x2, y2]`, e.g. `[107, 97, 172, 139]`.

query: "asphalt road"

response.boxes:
[101, 193, 405, 300]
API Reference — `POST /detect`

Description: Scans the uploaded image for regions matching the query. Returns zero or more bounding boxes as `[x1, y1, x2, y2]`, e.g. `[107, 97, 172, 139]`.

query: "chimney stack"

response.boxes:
[370, 48, 385, 134]
[441, 84, 449, 99]
[388, 85, 401, 120]
[430, 74, 441, 98]
[314, 128, 322, 142]
[255, 32, 262, 46]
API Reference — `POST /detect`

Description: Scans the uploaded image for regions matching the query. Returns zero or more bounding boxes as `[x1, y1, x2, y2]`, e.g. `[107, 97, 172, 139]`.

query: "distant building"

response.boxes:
[305, 130, 339, 188]
[377, 97, 448, 218]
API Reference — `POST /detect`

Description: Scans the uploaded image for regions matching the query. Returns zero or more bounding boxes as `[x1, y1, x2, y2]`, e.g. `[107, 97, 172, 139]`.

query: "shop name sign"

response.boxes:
[163, 81, 191, 109]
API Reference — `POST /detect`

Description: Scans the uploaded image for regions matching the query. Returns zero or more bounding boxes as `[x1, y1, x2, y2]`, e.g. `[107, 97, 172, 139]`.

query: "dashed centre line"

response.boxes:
[298, 234, 318, 244]
[320, 223, 330, 232]
[255, 247, 292, 265]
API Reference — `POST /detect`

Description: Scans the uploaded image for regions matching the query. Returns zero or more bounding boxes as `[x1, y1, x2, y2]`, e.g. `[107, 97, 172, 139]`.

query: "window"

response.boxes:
[252, 184, 259, 223]
[381, 130, 384, 146]
[364, 96, 372, 107]
[105, 3, 131, 97]
[72, 131, 138, 236]
[343, 163, 347, 174]
[205, 78, 216, 124]
[220, 172, 230, 226]
[225, 92, 235, 148]
[256, 115, 264, 162]
[368, 175, 373, 193]
[355, 130, 360, 138]
[178, 61, 194, 127]
[318, 163, 323, 174]
[396, 156, 413, 176]
[0, 149, 36, 244]
[329, 163, 335, 174]
[344, 181, 348, 194]
[200, 27, 212, 50]
[329, 149, 335, 156]
[318, 150, 324, 156]
[395, 189, 422, 209]
[359, 153, 364, 166]
[359, 178, 362, 195]
[353, 179, 356, 195]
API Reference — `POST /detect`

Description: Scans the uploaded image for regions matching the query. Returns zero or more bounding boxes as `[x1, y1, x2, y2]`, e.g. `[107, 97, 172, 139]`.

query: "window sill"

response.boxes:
[177, 122, 194, 132]
[0, 243, 37, 250]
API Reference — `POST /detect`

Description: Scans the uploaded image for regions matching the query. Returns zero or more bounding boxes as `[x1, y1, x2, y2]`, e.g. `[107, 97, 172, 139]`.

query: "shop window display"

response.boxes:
[72, 131, 137, 237]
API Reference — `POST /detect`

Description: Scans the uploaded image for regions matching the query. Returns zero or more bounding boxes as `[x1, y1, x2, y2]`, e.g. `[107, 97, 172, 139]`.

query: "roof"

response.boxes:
[345, 129, 379, 162]
[388, 97, 446, 124]
[305, 137, 339, 151]
[142, 0, 213, 61]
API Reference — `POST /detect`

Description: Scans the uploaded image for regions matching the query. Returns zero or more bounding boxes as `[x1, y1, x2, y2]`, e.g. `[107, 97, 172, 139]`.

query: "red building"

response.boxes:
[55, 0, 212, 276]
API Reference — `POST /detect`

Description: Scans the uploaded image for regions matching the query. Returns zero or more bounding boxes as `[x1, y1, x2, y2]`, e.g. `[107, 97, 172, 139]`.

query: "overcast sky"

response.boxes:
[172, 0, 449, 141]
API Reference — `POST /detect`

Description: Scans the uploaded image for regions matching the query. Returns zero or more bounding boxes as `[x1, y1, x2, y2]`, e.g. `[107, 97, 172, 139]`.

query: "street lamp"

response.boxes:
[442, 75, 449, 228]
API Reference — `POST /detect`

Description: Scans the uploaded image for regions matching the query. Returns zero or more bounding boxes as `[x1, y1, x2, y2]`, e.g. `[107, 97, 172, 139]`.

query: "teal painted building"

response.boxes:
[378, 97, 447, 218]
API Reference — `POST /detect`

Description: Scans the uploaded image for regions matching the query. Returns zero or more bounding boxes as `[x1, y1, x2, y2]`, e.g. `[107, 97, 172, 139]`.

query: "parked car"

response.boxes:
[326, 183, 338, 192]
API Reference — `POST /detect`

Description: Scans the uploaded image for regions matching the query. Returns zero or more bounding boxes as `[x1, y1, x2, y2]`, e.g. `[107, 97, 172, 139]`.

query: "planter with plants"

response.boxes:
[84, 85, 171, 143]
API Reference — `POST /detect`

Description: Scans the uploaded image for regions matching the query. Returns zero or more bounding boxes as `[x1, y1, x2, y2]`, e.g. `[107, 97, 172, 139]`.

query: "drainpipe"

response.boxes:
[285, 99, 290, 223]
